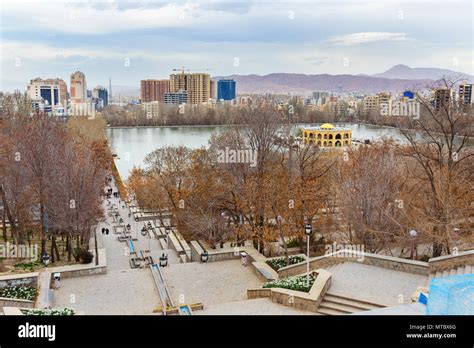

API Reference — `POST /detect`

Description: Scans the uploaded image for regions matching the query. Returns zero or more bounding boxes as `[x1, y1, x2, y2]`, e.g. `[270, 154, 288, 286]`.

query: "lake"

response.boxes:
[105, 123, 414, 179]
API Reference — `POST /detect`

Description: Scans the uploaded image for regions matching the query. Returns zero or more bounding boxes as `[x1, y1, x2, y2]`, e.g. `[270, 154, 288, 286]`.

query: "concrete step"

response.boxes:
[323, 295, 381, 311]
[325, 293, 385, 309]
[449, 268, 457, 276]
[316, 307, 345, 315]
[465, 265, 472, 274]
[319, 300, 367, 314]
[456, 267, 464, 275]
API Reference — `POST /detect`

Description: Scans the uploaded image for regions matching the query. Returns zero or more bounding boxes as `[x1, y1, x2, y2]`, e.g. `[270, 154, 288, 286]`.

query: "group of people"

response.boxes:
[101, 227, 110, 235]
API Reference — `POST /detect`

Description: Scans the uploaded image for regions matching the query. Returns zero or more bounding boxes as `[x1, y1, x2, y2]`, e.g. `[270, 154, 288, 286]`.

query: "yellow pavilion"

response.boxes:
[302, 123, 352, 147]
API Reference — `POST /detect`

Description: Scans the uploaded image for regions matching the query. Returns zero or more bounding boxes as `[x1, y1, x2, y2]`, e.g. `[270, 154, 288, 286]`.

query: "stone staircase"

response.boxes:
[316, 263, 385, 315]
[426, 264, 473, 287]
[316, 292, 385, 315]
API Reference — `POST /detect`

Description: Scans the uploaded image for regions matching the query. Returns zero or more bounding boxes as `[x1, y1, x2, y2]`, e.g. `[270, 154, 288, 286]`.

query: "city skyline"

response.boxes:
[1, 0, 473, 91]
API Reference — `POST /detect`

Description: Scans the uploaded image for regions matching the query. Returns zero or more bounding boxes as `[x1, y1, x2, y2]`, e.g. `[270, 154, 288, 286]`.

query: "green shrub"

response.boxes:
[22, 307, 75, 316]
[0, 285, 37, 301]
[266, 255, 305, 271]
[78, 249, 94, 264]
[286, 238, 300, 248]
[14, 261, 41, 272]
[263, 274, 315, 292]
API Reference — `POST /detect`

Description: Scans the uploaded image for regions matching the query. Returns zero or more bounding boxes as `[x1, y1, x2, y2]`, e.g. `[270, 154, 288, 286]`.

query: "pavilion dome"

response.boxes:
[319, 123, 334, 130]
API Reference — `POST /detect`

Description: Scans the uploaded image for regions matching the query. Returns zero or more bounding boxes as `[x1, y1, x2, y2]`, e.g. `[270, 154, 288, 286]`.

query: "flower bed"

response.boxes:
[22, 308, 75, 316]
[0, 286, 37, 301]
[263, 274, 315, 292]
[266, 255, 305, 271]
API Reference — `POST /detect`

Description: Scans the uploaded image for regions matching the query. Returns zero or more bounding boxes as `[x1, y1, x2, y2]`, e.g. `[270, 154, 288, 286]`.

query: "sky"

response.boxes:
[1, 0, 473, 91]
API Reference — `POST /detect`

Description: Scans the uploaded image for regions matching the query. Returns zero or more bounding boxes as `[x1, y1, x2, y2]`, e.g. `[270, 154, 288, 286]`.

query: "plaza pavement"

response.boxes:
[52, 180, 165, 314]
[327, 262, 428, 306]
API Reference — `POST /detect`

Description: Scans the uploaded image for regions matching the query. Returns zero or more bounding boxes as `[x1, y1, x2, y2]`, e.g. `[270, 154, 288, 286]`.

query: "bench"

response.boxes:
[117, 235, 130, 242]
[145, 256, 154, 266]
[129, 257, 142, 269]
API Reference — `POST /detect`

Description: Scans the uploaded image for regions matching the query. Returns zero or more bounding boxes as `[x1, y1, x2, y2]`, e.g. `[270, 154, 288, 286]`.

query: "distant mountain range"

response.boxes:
[2, 65, 471, 96]
[372, 64, 472, 80]
[213, 65, 473, 94]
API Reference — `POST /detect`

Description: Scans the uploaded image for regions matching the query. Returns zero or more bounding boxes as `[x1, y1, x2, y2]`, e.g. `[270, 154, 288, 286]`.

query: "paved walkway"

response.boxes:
[162, 260, 263, 307]
[197, 298, 316, 315]
[328, 262, 428, 306]
[52, 178, 163, 314]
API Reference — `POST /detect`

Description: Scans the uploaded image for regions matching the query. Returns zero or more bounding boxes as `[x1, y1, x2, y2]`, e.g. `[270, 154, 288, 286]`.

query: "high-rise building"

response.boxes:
[377, 92, 391, 106]
[27, 78, 67, 115]
[169, 73, 210, 104]
[140, 79, 170, 102]
[459, 83, 473, 105]
[70, 71, 87, 103]
[93, 86, 108, 109]
[210, 80, 216, 99]
[363, 95, 379, 112]
[217, 79, 236, 101]
[164, 90, 188, 104]
[434, 88, 454, 110]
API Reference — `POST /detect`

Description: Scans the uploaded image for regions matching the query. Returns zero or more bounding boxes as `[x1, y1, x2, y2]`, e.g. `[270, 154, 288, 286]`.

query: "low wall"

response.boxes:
[250, 261, 279, 282]
[0, 272, 39, 289]
[0, 297, 35, 309]
[47, 248, 107, 284]
[247, 269, 332, 312]
[189, 241, 205, 262]
[206, 250, 241, 263]
[278, 250, 430, 277]
[429, 250, 474, 272]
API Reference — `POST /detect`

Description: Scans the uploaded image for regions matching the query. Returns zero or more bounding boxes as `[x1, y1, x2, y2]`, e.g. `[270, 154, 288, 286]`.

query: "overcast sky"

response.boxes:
[1, 0, 473, 90]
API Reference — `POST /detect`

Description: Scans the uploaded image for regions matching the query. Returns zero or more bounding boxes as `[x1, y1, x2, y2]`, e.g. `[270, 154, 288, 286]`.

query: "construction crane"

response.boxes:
[172, 66, 212, 74]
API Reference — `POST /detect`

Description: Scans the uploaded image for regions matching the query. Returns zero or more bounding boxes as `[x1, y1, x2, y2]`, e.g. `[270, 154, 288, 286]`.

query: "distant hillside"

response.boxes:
[212, 73, 433, 94]
[372, 64, 473, 81]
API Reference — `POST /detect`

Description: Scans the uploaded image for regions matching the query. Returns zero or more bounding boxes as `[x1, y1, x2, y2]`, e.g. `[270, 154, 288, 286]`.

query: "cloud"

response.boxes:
[1, 1, 202, 34]
[304, 56, 328, 66]
[327, 32, 410, 46]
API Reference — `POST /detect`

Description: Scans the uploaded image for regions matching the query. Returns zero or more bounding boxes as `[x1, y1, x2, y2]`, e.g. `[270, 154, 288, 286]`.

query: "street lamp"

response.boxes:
[409, 229, 417, 260]
[165, 226, 171, 250]
[201, 251, 209, 263]
[159, 253, 168, 267]
[41, 253, 50, 267]
[304, 223, 313, 287]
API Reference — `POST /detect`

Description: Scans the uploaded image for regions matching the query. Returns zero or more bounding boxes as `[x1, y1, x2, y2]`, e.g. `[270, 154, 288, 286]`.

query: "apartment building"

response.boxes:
[140, 79, 170, 102]
[169, 73, 210, 104]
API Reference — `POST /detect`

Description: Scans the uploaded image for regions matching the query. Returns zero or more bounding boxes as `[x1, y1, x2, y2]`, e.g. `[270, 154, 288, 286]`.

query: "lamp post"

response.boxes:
[42, 253, 50, 267]
[165, 226, 171, 250]
[159, 253, 168, 267]
[201, 251, 209, 263]
[304, 223, 312, 287]
[409, 229, 417, 260]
